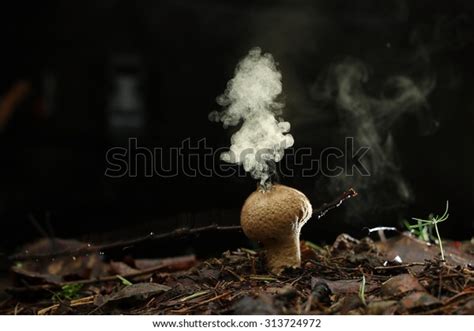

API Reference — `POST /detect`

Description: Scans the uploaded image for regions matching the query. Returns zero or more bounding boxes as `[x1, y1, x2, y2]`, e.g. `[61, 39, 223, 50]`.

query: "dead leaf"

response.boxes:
[134, 255, 196, 271]
[110, 261, 139, 276]
[198, 268, 221, 282]
[94, 283, 171, 306]
[11, 266, 62, 285]
[376, 233, 474, 271]
[398, 291, 441, 312]
[366, 300, 398, 314]
[11, 238, 106, 283]
[311, 281, 332, 305]
[329, 294, 363, 314]
[266, 285, 297, 301]
[331, 234, 360, 253]
[312, 277, 376, 295]
[454, 298, 474, 314]
[231, 295, 278, 315]
[19, 238, 93, 258]
[381, 274, 425, 297]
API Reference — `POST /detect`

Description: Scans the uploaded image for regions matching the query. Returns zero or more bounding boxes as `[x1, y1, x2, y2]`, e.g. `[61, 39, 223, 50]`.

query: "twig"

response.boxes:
[421, 290, 474, 314]
[14, 303, 22, 315]
[189, 292, 231, 308]
[10, 188, 357, 261]
[37, 295, 95, 315]
[313, 188, 358, 219]
[171, 292, 231, 313]
[442, 289, 474, 305]
[249, 275, 278, 282]
[178, 290, 211, 303]
[9, 224, 241, 261]
[224, 267, 245, 282]
[374, 262, 426, 270]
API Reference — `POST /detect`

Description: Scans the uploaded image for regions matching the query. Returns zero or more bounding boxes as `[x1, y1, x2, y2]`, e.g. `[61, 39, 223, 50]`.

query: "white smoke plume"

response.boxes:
[209, 47, 294, 187]
[311, 58, 435, 216]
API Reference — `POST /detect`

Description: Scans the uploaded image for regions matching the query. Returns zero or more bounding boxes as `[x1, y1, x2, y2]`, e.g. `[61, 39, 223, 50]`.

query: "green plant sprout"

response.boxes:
[52, 283, 83, 302]
[406, 201, 449, 261]
[403, 218, 430, 242]
[116, 275, 133, 286]
[359, 275, 367, 306]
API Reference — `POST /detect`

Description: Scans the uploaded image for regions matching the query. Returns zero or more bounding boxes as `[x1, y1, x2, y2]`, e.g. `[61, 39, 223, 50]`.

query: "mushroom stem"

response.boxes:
[264, 232, 301, 274]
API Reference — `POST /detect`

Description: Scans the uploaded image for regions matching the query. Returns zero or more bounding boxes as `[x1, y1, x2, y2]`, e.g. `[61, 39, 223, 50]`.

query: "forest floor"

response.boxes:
[0, 232, 473, 315]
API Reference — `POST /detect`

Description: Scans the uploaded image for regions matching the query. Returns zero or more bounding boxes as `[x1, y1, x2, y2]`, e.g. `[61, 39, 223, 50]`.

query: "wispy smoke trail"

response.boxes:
[311, 58, 435, 216]
[209, 47, 294, 187]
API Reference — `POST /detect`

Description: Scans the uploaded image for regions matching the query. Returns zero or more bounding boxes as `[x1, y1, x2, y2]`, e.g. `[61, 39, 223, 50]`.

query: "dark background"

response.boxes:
[0, 0, 473, 262]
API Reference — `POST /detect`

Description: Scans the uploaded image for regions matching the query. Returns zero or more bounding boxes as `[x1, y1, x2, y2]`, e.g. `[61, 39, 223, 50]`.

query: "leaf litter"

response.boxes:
[0, 233, 472, 315]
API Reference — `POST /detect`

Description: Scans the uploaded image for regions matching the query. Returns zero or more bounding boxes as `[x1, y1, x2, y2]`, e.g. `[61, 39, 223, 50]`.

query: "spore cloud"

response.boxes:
[209, 47, 294, 187]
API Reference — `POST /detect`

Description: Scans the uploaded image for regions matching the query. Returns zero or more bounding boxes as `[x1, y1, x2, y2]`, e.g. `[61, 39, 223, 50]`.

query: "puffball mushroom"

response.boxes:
[240, 184, 313, 274]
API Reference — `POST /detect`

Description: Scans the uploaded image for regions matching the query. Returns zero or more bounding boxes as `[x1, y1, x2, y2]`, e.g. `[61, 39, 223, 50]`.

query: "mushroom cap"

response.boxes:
[240, 184, 313, 242]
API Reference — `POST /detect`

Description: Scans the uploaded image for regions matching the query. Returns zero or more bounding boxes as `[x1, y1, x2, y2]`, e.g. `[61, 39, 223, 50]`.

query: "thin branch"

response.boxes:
[10, 188, 358, 261]
[374, 262, 426, 270]
[313, 188, 358, 219]
[9, 224, 242, 261]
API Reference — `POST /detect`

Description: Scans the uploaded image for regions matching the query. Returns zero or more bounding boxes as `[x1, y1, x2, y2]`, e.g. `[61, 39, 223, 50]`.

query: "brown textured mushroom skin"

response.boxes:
[240, 184, 313, 274]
